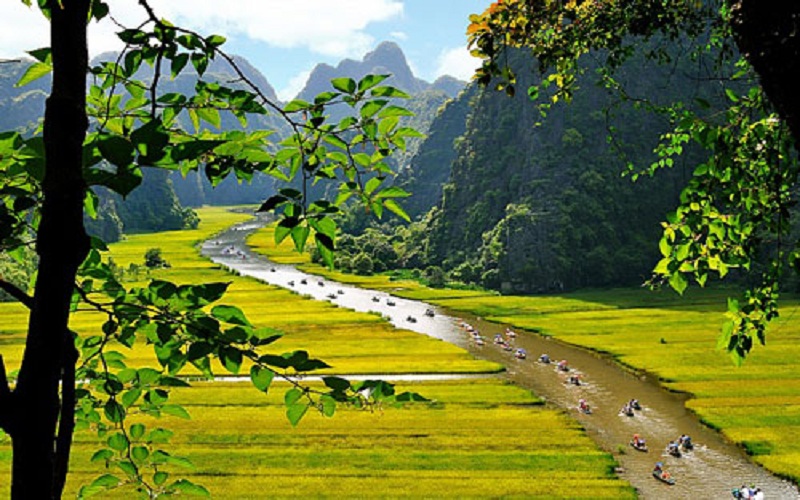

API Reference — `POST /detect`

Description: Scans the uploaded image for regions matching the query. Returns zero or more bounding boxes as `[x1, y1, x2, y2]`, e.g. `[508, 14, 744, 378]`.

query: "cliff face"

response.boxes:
[412, 49, 704, 291]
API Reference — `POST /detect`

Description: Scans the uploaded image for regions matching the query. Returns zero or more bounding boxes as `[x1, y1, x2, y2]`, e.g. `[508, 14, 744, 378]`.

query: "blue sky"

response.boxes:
[4, 1, 491, 100]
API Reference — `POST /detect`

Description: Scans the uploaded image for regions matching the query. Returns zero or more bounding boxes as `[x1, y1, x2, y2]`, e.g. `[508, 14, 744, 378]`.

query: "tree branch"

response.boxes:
[0, 355, 13, 435]
[0, 279, 33, 308]
[53, 330, 78, 499]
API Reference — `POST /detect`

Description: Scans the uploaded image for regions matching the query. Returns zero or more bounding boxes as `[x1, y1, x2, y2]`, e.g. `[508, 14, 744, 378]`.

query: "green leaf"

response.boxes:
[320, 394, 336, 417]
[171, 53, 189, 78]
[205, 34, 227, 47]
[132, 445, 149, 462]
[284, 387, 303, 406]
[378, 105, 414, 118]
[331, 77, 356, 94]
[370, 85, 410, 98]
[323, 376, 350, 391]
[669, 272, 688, 295]
[284, 99, 312, 112]
[383, 199, 410, 222]
[90, 449, 114, 464]
[130, 423, 146, 439]
[153, 471, 169, 486]
[374, 186, 410, 199]
[27, 47, 51, 63]
[89, 473, 120, 489]
[364, 177, 382, 195]
[286, 403, 308, 427]
[15, 61, 52, 87]
[219, 346, 243, 374]
[161, 404, 191, 419]
[97, 135, 134, 167]
[107, 432, 129, 451]
[104, 400, 126, 423]
[360, 100, 387, 119]
[358, 74, 389, 92]
[250, 365, 275, 392]
[211, 304, 251, 327]
[171, 479, 210, 496]
[196, 107, 221, 129]
[291, 225, 310, 252]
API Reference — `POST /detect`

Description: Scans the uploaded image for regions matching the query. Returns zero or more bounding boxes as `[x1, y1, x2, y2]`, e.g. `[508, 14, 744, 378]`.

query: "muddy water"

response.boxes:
[201, 219, 799, 499]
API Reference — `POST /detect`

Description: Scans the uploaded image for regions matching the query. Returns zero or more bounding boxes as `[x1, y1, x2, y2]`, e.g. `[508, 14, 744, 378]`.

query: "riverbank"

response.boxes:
[248, 216, 800, 489]
[0, 207, 633, 498]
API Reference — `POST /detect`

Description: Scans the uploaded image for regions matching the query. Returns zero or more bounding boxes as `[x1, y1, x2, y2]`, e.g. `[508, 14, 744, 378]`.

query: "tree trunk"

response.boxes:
[9, 0, 90, 497]
[729, 1, 800, 147]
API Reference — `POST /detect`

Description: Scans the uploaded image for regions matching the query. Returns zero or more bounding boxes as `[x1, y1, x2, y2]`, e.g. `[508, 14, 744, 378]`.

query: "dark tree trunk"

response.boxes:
[8, 0, 90, 497]
[729, 1, 800, 147]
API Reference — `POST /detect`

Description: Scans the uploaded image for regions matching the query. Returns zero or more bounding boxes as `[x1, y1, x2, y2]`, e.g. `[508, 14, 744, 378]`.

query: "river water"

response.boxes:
[201, 218, 800, 499]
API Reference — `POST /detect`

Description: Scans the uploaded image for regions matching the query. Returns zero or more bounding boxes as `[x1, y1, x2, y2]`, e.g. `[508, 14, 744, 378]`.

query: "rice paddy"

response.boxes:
[408, 288, 800, 484]
[0, 207, 632, 498]
[249, 221, 800, 486]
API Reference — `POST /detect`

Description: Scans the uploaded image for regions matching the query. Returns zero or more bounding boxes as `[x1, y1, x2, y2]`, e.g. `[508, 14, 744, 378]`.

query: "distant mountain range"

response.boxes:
[296, 41, 464, 101]
[0, 42, 467, 241]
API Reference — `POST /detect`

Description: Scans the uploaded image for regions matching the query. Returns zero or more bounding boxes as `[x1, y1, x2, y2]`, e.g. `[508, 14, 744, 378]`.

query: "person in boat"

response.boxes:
[557, 359, 569, 371]
[632, 434, 646, 447]
[567, 374, 582, 386]
[679, 434, 693, 449]
[514, 348, 527, 359]
[494, 334, 504, 344]
[653, 462, 671, 481]
[505, 328, 516, 338]
[630, 398, 641, 410]
[539, 353, 551, 364]
[667, 441, 680, 456]
[578, 398, 591, 413]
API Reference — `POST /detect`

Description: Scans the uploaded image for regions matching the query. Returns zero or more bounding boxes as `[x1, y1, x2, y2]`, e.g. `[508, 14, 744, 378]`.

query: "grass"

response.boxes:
[0, 207, 632, 498]
[248, 221, 800, 485]
[426, 288, 800, 484]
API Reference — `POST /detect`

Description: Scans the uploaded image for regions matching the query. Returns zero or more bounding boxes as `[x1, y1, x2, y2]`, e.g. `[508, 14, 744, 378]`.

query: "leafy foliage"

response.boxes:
[0, 0, 423, 495]
[467, 0, 800, 362]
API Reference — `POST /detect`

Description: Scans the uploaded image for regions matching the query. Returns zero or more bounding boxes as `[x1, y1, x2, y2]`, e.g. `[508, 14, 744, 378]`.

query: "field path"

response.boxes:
[202, 216, 799, 499]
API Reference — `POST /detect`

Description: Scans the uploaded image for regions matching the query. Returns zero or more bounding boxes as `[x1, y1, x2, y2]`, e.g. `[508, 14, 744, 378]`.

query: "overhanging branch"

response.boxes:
[0, 279, 33, 308]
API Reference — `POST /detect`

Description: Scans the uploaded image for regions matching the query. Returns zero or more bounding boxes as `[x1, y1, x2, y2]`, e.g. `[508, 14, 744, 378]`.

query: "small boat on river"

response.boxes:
[653, 470, 675, 485]
[386, 299, 396, 306]
[630, 440, 649, 452]
[424, 308, 435, 317]
[372, 296, 380, 302]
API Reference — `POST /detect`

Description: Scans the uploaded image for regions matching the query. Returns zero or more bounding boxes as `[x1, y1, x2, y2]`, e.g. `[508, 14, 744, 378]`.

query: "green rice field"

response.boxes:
[0, 207, 632, 498]
[250, 220, 800, 485]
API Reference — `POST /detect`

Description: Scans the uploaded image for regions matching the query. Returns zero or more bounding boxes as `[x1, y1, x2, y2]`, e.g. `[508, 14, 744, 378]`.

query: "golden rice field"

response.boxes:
[249, 221, 800, 485]
[414, 288, 800, 484]
[0, 207, 632, 498]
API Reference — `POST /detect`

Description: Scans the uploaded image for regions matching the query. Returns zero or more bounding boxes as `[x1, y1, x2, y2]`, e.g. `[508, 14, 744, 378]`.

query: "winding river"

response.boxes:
[201, 217, 800, 499]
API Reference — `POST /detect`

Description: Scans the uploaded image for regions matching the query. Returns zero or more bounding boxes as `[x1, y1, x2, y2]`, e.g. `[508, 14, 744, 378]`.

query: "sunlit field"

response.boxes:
[419, 288, 800, 483]
[248, 221, 800, 484]
[0, 207, 634, 498]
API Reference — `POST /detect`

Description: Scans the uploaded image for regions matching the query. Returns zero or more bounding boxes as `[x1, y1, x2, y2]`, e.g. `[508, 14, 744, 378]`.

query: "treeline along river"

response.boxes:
[202, 216, 799, 499]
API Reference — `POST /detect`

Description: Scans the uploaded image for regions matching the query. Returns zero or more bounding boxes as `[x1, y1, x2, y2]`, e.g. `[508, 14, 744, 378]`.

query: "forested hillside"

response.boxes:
[0, 59, 199, 240]
[376, 48, 719, 293]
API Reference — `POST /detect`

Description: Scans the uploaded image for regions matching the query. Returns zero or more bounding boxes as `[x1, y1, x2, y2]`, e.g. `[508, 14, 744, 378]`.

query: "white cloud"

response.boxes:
[1, 4, 50, 58]
[142, 0, 403, 58]
[434, 46, 481, 81]
[390, 31, 408, 41]
[278, 69, 312, 102]
[3, 1, 404, 60]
